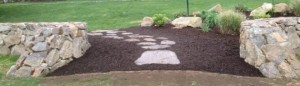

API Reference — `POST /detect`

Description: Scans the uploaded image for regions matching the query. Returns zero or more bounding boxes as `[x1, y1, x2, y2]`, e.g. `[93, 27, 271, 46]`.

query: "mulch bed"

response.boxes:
[48, 25, 263, 77]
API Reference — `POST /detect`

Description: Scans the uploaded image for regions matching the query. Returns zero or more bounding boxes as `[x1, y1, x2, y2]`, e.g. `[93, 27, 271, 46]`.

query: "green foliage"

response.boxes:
[291, 0, 300, 16]
[152, 14, 169, 27]
[252, 14, 271, 19]
[0, 77, 40, 86]
[174, 11, 187, 18]
[235, 4, 248, 12]
[266, 8, 276, 17]
[200, 11, 219, 32]
[218, 11, 245, 35]
[202, 24, 211, 32]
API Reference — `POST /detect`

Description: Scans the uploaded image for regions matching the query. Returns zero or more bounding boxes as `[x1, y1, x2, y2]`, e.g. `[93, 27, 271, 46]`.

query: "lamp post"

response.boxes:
[186, 0, 190, 16]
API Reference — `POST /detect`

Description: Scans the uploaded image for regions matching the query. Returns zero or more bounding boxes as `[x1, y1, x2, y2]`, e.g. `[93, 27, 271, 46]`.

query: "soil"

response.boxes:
[43, 71, 299, 86]
[48, 25, 263, 77]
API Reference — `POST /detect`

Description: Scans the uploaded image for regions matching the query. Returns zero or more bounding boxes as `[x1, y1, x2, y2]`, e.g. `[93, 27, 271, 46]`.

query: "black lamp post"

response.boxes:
[186, 0, 190, 16]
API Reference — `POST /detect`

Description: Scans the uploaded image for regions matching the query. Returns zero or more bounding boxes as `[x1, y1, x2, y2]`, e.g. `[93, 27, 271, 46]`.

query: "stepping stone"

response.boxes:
[103, 36, 120, 39]
[141, 45, 170, 50]
[129, 35, 153, 38]
[137, 42, 156, 46]
[157, 37, 168, 40]
[161, 40, 176, 45]
[124, 39, 140, 42]
[88, 33, 103, 36]
[122, 32, 133, 35]
[144, 38, 156, 42]
[113, 37, 124, 39]
[134, 50, 180, 65]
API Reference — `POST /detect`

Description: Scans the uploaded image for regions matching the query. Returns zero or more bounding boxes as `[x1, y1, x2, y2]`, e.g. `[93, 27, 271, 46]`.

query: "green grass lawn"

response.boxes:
[0, 0, 290, 31]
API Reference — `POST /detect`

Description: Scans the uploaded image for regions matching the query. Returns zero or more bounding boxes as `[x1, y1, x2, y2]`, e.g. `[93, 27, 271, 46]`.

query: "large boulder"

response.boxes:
[250, 3, 273, 16]
[240, 17, 300, 78]
[208, 4, 222, 13]
[140, 17, 154, 27]
[171, 17, 202, 29]
[274, 3, 292, 13]
[1, 22, 91, 77]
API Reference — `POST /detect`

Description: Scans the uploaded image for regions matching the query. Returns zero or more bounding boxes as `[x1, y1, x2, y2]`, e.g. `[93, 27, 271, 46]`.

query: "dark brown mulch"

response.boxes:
[48, 25, 263, 77]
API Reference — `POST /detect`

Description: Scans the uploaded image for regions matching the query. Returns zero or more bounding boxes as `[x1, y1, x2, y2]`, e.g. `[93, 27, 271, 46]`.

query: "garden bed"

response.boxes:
[48, 25, 262, 77]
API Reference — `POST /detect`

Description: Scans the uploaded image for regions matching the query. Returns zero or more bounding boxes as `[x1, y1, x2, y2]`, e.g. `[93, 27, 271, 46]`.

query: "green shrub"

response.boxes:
[266, 8, 276, 17]
[152, 14, 170, 27]
[252, 14, 271, 19]
[291, 0, 300, 16]
[174, 11, 187, 18]
[200, 11, 219, 32]
[202, 24, 211, 32]
[235, 4, 248, 12]
[218, 11, 245, 35]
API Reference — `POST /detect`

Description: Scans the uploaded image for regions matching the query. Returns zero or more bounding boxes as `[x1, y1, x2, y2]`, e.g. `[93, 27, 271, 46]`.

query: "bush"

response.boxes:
[200, 11, 219, 32]
[291, 0, 300, 16]
[174, 11, 187, 18]
[218, 11, 245, 35]
[235, 4, 248, 12]
[252, 14, 271, 19]
[152, 14, 169, 27]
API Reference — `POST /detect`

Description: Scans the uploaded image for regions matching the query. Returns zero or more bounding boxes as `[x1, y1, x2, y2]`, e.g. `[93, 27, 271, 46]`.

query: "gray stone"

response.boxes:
[142, 45, 170, 50]
[34, 36, 45, 42]
[3, 31, 22, 45]
[0, 39, 3, 46]
[0, 45, 11, 55]
[43, 28, 52, 37]
[285, 26, 300, 49]
[0, 26, 10, 32]
[14, 66, 33, 77]
[137, 42, 156, 46]
[285, 18, 298, 26]
[32, 63, 48, 77]
[260, 62, 282, 78]
[156, 37, 168, 40]
[274, 3, 291, 13]
[250, 3, 273, 16]
[140, 17, 154, 27]
[171, 17, 202, 29]
[72, 37, 84, 58]
[6, 65, 17, 76]
[23, 52, 47, 67]
[161, 40, 176, 45]
[135, 50, 180, 65]
[112, 37, 124, 40]
[240, 18, 300, 78]
[296, 24, 300, 31]
[144, 38, 156, 42]
[11, 45, 25, 56]
[124, 38, 140, 42]
[121, 32, 133, 35]
[102, 36, 119, 39]
[45, 49, 60, 66]
[59, 41, 73, 59]
[32, 42, 49, 52]
[49, 60, 68, 73]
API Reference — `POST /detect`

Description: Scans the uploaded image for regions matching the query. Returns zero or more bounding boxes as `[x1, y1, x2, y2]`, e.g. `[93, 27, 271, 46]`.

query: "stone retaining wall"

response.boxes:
[0, 22, 91, 77]
[240, 17, 300, 78]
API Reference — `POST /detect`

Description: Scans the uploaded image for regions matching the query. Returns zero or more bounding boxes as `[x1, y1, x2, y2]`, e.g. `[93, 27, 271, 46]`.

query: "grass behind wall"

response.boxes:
[0, 0, 291, 31]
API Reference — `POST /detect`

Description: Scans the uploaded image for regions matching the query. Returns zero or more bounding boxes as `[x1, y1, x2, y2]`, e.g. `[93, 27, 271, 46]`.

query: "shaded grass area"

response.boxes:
[0, 0, 290, 31]
[0, 55, 40, 86]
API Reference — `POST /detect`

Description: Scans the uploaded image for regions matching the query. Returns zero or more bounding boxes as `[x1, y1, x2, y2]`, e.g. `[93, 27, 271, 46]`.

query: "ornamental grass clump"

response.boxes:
[218, 11, 245, 35]
[152, 14, 170, 27]
[291, 0, 300, 16]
